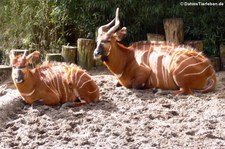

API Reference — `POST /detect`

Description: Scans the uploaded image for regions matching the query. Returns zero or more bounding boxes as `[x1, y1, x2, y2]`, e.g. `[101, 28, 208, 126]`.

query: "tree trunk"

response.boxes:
[147, 33, 165, 42]
[61, 45, 77, 63]
[220, 44, 225, 70]
[77, 38, 96, 70]
[45, 53, 63, 62]
[184, 40, 204, 52]
[163, 18, 184, 44]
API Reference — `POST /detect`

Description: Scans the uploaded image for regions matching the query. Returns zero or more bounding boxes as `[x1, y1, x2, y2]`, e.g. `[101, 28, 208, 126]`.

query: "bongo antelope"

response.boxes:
[93, 8, 216, 95]
[10, 50, 99, 106]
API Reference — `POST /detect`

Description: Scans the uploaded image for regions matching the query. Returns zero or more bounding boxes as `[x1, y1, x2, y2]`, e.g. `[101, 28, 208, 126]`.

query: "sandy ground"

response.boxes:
[0, 67, 225, 149]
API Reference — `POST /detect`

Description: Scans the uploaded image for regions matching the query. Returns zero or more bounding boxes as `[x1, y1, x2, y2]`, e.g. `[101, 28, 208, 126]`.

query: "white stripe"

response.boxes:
[77, 72, 85, 87]
[161, 56, 165, 87]
[88, 88, 98, 94]
[44, 68, 56, 91]
[183, 64, 211, 77]
[58, 68, 68, 101]
[155, 49, 161, 87]
[37, 69, 60, 101]
[49, 67, 62, 98]
[203, 73, 215, 91]
[79, 79, 93, 89]
[175, 52, 202, 74]
[20, 89, 35, 97]
[75, 68, 79, 85]
[71, 68, 76, 83]
[73, 88, 80, 98]
[178, 59, 208, 75]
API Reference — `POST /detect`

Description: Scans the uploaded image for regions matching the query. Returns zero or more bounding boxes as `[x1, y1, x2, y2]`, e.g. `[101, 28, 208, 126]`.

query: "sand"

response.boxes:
[0, 68, 225, 148]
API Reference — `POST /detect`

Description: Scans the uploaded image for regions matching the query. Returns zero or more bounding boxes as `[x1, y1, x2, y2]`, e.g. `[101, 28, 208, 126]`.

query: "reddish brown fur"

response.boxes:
[11, 51, 99, 106]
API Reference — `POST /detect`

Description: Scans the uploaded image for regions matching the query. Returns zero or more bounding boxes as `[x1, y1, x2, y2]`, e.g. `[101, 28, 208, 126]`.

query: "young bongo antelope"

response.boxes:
[94, 8, 216, 95]
[10, 50, 99, 106]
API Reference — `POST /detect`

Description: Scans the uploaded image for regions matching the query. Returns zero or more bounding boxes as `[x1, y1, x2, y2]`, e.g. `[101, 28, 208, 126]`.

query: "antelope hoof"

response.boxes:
[116, 81, 122, 87]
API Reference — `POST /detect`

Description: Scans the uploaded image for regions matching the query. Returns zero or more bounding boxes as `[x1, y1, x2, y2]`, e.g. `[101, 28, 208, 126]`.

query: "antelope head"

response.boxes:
[10, 50, 40, 84]
[93, 8, 127, 61]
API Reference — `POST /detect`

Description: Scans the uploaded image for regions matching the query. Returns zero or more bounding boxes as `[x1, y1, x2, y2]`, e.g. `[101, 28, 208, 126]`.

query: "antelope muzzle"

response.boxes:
[12, 67, 25, 84]
[94, 43, 106, 60]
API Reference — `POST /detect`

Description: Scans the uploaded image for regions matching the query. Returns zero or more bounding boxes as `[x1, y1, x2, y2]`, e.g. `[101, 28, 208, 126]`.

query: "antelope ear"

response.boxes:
[114, 27, 127, 41]
[26, 51, 40, 64]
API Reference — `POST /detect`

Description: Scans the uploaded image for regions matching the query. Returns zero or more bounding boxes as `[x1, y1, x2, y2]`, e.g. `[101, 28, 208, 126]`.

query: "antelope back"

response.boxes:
[36, 63, 99, 104]
[129, 41, 216, 92]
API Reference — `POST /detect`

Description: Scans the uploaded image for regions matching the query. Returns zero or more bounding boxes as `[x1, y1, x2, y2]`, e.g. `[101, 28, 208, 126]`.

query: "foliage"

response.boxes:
[0, 0, 224, 57]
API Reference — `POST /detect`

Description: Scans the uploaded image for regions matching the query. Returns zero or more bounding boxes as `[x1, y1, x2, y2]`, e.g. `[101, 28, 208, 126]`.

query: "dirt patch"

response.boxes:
[0, 68, 225, 148]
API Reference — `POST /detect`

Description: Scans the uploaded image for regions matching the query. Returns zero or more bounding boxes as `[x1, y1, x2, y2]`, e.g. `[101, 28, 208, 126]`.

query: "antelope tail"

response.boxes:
[201, 73, 216, 93]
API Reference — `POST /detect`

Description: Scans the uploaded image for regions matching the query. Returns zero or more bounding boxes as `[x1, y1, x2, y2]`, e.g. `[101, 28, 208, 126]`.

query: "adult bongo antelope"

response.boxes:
[93, 8, 216, 95]
[10, 50, 99, 106]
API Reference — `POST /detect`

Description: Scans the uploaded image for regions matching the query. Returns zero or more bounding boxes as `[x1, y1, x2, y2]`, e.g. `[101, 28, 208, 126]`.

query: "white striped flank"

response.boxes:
[183, 64, 212, 77]
[49, 67, 62, 98]
[37, 69, 60, 101]
[174, 52, 203, 73]
[59, 69, 68, 101]
[178, 59, 209, 75]
[129, 41, 216, 93]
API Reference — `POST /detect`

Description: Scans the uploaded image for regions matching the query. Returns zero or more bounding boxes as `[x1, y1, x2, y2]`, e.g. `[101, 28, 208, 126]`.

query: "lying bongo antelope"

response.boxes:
[10, 50, 99, 106]
[93, 8, 216, 95]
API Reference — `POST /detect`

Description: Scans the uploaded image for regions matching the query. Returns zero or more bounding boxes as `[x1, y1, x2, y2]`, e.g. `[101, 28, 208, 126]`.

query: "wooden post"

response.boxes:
[184, 40, 204, 52]
[147, 33, 165, 42]
[77, 38, 96, 70]
[45, 53, 63, 62]
[61, 45, 77, 63]
[209, 57, 220, 72]
[0, 65, 12, 83]
[220, 44, 225, 70]
[163, 18, 184, 44]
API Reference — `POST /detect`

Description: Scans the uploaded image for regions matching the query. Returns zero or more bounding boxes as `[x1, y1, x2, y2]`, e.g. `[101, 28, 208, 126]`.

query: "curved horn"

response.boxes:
[107, 8, 120, 35]
[98, 18, 115, 35]
[22, 50, 27, 59]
